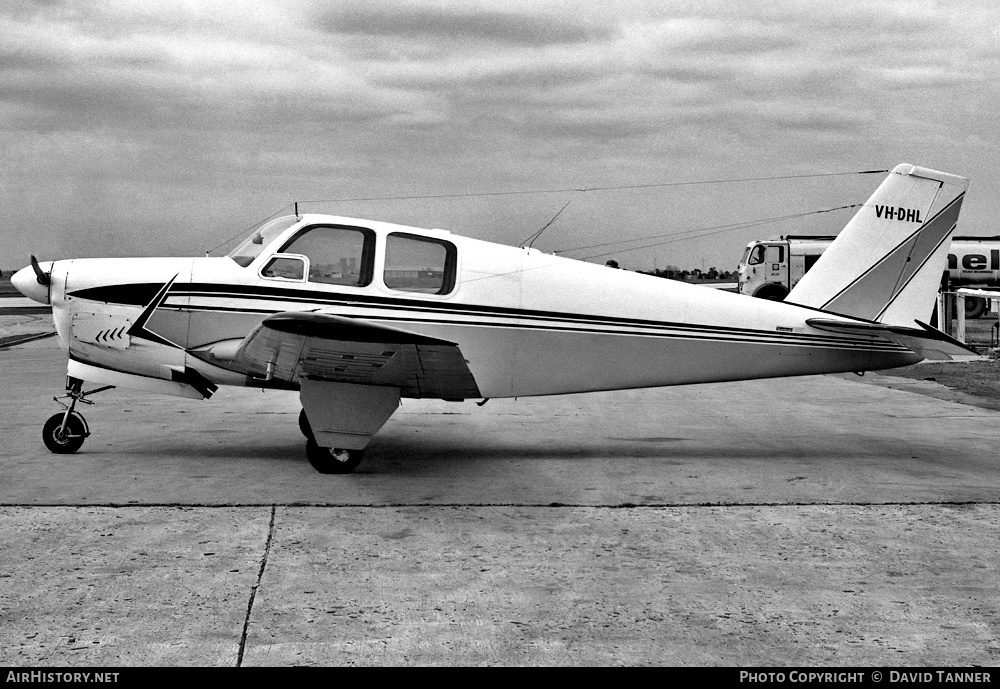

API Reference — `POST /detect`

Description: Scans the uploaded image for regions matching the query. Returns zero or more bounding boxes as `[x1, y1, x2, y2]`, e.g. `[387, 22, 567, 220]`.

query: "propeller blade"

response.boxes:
[30, 255, 50, 286]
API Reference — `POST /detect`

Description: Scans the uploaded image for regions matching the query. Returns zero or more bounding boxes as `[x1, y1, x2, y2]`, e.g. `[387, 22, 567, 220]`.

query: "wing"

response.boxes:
[230, 311, 481, 400]
[806, 318, 978, 361]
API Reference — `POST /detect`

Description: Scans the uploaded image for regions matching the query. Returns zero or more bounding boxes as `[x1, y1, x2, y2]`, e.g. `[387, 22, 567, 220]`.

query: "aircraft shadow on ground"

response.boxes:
[60, 416, 959, 479]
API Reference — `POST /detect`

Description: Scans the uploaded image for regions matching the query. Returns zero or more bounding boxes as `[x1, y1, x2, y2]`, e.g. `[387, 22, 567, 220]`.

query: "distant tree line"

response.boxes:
[637, 265, 735, 281]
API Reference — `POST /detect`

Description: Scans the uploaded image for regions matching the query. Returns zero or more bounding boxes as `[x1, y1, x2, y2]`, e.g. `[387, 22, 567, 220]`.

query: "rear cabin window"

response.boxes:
[279, 225, 375, 287]
[384, 233, 456, 294]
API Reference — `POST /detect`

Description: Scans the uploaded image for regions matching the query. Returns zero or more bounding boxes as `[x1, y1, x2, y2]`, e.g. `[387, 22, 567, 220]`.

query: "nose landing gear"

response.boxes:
[42, 377, 114, 454]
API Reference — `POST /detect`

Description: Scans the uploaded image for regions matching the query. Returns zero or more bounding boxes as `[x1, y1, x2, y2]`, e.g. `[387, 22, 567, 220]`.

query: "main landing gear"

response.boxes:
[297, 409, 365, 474]
[41, 378, 114, 454]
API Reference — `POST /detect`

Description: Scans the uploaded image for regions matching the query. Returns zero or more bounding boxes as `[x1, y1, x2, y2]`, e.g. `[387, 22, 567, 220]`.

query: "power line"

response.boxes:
[563, 204, 860, 262]
[205, 168, 886, 255]
[298, 169, 888, 204]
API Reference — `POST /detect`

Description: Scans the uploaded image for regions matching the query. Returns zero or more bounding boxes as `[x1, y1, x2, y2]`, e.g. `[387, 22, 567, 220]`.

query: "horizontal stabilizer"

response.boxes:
[806, 318, 978, 361]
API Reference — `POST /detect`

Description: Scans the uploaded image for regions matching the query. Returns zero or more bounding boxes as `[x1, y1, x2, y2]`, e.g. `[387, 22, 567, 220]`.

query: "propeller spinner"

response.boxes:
[11, 256, 52, 305]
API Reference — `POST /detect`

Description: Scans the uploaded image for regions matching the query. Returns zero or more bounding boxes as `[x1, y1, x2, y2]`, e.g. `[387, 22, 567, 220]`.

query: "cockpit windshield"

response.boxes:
[227, 215, 300, 267]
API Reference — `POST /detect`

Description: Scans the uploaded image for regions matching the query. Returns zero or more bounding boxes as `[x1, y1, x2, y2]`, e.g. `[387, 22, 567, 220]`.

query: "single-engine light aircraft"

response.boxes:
[12, 164, 972, 473]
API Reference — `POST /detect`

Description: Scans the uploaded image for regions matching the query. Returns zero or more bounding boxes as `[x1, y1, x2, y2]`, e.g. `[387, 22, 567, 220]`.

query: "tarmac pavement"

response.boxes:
[1, 320, 999, 666]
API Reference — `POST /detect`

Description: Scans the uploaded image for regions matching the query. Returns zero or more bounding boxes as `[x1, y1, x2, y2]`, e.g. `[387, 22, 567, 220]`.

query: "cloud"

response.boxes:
[0, 9, 462, 175]
[2, 0, 1000, 267]
[316, 1, 616, 47]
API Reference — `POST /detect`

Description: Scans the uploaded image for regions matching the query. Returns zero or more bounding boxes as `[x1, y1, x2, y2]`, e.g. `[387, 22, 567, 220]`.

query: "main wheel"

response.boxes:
[42, 412, 87, 454]
[298, 409, 313, 439]
[305, 437, 365, 474]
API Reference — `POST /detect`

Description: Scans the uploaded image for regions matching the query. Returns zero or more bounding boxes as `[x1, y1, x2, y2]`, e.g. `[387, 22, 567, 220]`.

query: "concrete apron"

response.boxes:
[3, 505, 998, 666]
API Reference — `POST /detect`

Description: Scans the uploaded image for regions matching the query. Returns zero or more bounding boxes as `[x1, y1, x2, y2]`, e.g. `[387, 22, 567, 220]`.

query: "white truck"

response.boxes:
[736, 234, 1000, 318]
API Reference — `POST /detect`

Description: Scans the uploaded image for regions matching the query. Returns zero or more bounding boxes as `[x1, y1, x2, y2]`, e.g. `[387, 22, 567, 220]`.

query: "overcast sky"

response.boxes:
[2, 0, 999, 272]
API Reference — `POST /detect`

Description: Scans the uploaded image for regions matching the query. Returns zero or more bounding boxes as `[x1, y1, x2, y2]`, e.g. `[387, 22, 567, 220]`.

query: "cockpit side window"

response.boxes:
[280, 225, 375, 287]
[261, 255, 306, 281]
[384, 233, 456, 295]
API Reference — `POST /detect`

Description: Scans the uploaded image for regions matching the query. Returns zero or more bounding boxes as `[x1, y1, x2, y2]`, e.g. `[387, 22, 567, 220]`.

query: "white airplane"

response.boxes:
[12, 163, 972, 473]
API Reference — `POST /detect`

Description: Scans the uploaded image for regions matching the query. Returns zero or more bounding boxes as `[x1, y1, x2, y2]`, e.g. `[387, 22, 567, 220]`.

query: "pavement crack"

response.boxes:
[3, 500, 1000, 508]
[237, 504, 275, 667]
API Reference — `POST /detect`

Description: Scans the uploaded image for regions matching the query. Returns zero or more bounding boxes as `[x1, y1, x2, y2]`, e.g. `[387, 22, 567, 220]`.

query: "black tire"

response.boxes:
[298, 409, 313, 440]
[965, 297, 987, 319]
[305, 437, 364, 474]
[42, 412, 87, 454]
[753, 285, 788, 301]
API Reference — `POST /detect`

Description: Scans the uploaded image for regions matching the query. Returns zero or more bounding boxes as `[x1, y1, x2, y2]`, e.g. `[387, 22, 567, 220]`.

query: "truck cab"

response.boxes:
[737, 233, 1000, 319]
[737, 236, 834, 300]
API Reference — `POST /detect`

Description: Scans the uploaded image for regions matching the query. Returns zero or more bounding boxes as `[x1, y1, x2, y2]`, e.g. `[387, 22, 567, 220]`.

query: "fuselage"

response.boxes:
[16, 213, 922, 400]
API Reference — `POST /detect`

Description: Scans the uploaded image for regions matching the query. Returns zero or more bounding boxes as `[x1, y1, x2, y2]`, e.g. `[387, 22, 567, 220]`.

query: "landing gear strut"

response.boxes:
[298, 408, 365, 474]
[42, 378, 113, 454]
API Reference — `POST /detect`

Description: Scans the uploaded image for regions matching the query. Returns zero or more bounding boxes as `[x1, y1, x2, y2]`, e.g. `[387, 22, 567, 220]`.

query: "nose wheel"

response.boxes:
[41, 377, 113, 454]
[42, 411, 88, 453]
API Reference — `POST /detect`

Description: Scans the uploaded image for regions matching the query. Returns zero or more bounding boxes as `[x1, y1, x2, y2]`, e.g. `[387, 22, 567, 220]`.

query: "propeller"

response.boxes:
[30, 255, 50, 286]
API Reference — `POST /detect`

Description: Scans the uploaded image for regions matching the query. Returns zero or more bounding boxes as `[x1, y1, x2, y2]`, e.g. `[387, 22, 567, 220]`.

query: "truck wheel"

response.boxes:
[965, 297, 987, 319]
[753, 285, 788, 301]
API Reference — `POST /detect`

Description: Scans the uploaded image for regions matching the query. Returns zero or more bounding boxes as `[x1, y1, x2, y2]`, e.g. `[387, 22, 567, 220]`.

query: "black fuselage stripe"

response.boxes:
[71, 283, 909, 352]
[75, 282, 797, 338]
[157, 304, 908, 352]
[172, 290, 870, 343]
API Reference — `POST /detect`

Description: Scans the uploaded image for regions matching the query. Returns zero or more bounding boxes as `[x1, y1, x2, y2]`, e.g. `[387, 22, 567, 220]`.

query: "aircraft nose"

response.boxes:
[11, 264, 50, 305]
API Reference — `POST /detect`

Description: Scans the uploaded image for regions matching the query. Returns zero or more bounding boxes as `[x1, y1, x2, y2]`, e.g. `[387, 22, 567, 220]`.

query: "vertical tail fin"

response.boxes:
[787, 164, 969, 327]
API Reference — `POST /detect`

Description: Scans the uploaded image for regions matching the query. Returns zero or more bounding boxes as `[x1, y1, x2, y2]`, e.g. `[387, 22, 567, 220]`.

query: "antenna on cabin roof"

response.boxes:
[294, 201, 299, 218]
[521, 200, 572, 250]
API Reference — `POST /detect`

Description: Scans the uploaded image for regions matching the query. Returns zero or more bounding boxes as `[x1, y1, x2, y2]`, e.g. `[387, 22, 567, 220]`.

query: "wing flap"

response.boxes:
[233, 311, 481, 399]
